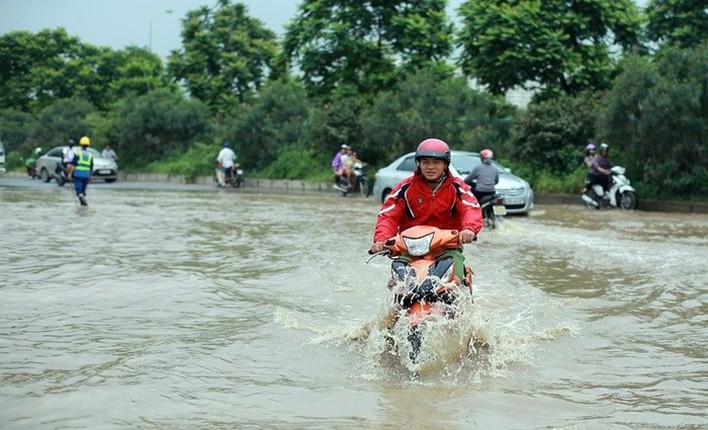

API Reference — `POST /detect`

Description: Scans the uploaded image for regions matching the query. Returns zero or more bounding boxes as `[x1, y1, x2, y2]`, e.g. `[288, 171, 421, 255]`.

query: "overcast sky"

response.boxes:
[0, 0, 471, 59]
[1, 0, 647, 60]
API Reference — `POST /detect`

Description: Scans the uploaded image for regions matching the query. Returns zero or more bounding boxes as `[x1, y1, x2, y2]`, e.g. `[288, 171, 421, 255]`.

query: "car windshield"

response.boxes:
[451, 153, 505, 176]
[88, 148, 104, 158]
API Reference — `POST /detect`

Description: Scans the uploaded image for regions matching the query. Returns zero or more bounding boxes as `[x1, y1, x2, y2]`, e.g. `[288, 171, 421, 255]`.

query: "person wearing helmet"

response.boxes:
[215, 140, 237, 188]
[331, 144, 354, 189]
[464, 149, 499, 203]
[68, 136, 93, 206]
[588, 142, 613, 197]
[371, 138, 483, 279]
[581, 141, 597, 193]
[25, 147, 43, 178]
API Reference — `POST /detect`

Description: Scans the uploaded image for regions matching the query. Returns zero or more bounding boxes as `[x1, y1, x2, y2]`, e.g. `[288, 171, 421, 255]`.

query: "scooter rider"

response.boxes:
[60, 139, 76, 178]
[581, 142, 597, 193]
[589, 143, 613, 197]
[464, 148, 499, 202]
[331, 144, 354, 189]
[216, 141, 237, 188]
[370, 138, 483, 281]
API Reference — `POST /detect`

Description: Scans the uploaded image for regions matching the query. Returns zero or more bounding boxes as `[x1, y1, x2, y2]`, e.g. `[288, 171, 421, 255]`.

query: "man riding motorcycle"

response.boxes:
[370, 138, 483, 329]
[464, 148, 499, 202]
[588, 143, 613, 198]
[371, 138, 483, 281]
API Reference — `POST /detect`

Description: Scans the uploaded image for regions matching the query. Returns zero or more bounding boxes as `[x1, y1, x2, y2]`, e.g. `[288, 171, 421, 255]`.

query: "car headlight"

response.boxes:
[403, 232, 434, 257]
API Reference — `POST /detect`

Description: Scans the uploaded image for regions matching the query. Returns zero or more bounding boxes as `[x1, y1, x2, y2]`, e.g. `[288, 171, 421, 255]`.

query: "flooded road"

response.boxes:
[1, 182, 707, 429]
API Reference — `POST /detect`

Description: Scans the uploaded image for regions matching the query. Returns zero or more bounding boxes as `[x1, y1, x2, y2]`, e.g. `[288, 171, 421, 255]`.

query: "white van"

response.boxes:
[0, 139, 6, 176]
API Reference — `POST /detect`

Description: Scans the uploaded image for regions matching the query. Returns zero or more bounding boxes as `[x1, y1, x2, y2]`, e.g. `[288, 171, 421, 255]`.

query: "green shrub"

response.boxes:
[145, 142, 217, 182]
[260, 147, 330, 181]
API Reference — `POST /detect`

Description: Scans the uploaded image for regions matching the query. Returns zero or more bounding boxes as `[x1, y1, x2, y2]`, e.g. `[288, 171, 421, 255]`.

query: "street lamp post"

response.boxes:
[149, 9, 173, 52]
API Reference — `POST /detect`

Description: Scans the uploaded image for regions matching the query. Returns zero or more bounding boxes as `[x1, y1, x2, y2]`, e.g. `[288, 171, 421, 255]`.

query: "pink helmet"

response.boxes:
[480, 149, 494, 159]
[415, 138, 451, 164]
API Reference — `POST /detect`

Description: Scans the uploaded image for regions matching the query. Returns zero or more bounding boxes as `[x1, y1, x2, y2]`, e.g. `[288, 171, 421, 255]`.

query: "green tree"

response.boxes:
[646, 0, 708, 49]
[456, 0, 643, 97]
[597, 44, 707, 197]
[0, 29, 128, 113]
[32, 97, 97, 146]
[223, 79, 312, 172]
[280, 0, 453, 98]
[309, 96, 364, 163]
[168, 0, 278, 117]
[0, 108, 39, 161]
[111, 89, 212, 168]
[359, 68, 512, 165]
[108, 47, 176, 99]
[506, 93, 601, 179]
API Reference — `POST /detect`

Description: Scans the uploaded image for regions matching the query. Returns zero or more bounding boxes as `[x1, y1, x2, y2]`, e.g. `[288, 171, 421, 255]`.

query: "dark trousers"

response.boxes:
[73, 177, 89, 196]
[588, 174, 610, 193]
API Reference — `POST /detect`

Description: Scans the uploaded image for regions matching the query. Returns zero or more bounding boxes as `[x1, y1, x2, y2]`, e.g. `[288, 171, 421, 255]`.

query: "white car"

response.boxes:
[372, 150, 534, 214]
[35, 146, 118, 183]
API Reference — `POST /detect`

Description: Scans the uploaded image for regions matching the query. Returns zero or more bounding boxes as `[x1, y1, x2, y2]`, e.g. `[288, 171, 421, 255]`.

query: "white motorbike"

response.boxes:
[582, 166, 638, 210]
[333, 161, 370, 197]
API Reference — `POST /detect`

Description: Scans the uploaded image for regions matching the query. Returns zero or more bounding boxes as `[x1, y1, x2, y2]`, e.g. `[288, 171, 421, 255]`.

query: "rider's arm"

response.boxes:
[456, 179, 484, 238]
[372, 180, 410, 247]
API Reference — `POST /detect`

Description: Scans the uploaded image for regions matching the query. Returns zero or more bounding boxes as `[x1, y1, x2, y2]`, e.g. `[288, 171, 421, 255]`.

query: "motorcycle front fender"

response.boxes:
[618, 184, 635, 193]
[407, 301, 447, 327]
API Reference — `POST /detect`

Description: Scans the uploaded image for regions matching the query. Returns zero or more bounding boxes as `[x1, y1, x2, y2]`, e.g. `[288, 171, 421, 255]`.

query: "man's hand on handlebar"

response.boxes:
[460, 229, 476, 244]
[370, 242, 385, 254]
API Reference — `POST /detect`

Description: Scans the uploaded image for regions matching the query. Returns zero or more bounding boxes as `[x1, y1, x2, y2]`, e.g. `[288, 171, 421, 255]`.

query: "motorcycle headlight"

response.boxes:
[403, 232, 434, 257]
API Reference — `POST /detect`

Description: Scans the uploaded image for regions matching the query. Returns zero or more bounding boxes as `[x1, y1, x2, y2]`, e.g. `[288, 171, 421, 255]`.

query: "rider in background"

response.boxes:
[102, 143, 119, 162]
[25, 147, 42, 177]
[581, 142, 596, 193]
[62, 139, 76, 171]
[464, 148, 499, 202]
[331, 144, 353, 189]
[589, 143, 613, 197]
[370, 138, 482, 281]
[216, 141, 236, 188]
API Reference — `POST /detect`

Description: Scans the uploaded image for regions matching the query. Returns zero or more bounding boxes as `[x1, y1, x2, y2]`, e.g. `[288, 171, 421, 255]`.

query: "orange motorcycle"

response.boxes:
[368, 225, 474, 364]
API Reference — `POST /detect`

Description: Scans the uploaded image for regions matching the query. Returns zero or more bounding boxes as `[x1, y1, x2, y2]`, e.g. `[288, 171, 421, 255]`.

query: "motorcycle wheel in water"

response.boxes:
[55, 163, 68, 187]
[367, 225, 474, 371]
[213, 165, 244, 188]
[478, 193, 505, 230]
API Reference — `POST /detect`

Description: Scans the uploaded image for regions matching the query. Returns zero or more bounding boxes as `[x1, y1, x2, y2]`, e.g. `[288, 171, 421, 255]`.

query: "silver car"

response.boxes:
[35, 146, 118, 183]
[372, 150, 534, 214]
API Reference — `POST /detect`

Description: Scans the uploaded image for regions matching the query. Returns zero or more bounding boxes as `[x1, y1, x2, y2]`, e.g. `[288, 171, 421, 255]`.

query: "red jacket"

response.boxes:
[373, 169, 483, 243]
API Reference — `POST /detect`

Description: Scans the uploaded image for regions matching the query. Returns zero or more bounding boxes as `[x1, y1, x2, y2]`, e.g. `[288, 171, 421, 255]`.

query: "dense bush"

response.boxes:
[597, 44, 707, 199]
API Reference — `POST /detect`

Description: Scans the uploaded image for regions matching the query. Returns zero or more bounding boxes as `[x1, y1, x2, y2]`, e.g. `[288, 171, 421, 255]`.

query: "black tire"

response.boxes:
[358, 177, 370, 198]
[55, 169, 66, 186]
[485, 207, 496, 229]
[407, 327, 422, 363]
[40, 168, 51, 183]
[619, 191, 637, 210]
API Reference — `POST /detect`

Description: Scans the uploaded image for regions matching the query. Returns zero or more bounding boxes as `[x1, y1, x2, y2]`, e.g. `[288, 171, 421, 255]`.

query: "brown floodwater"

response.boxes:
[1, 182, 706, 429]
